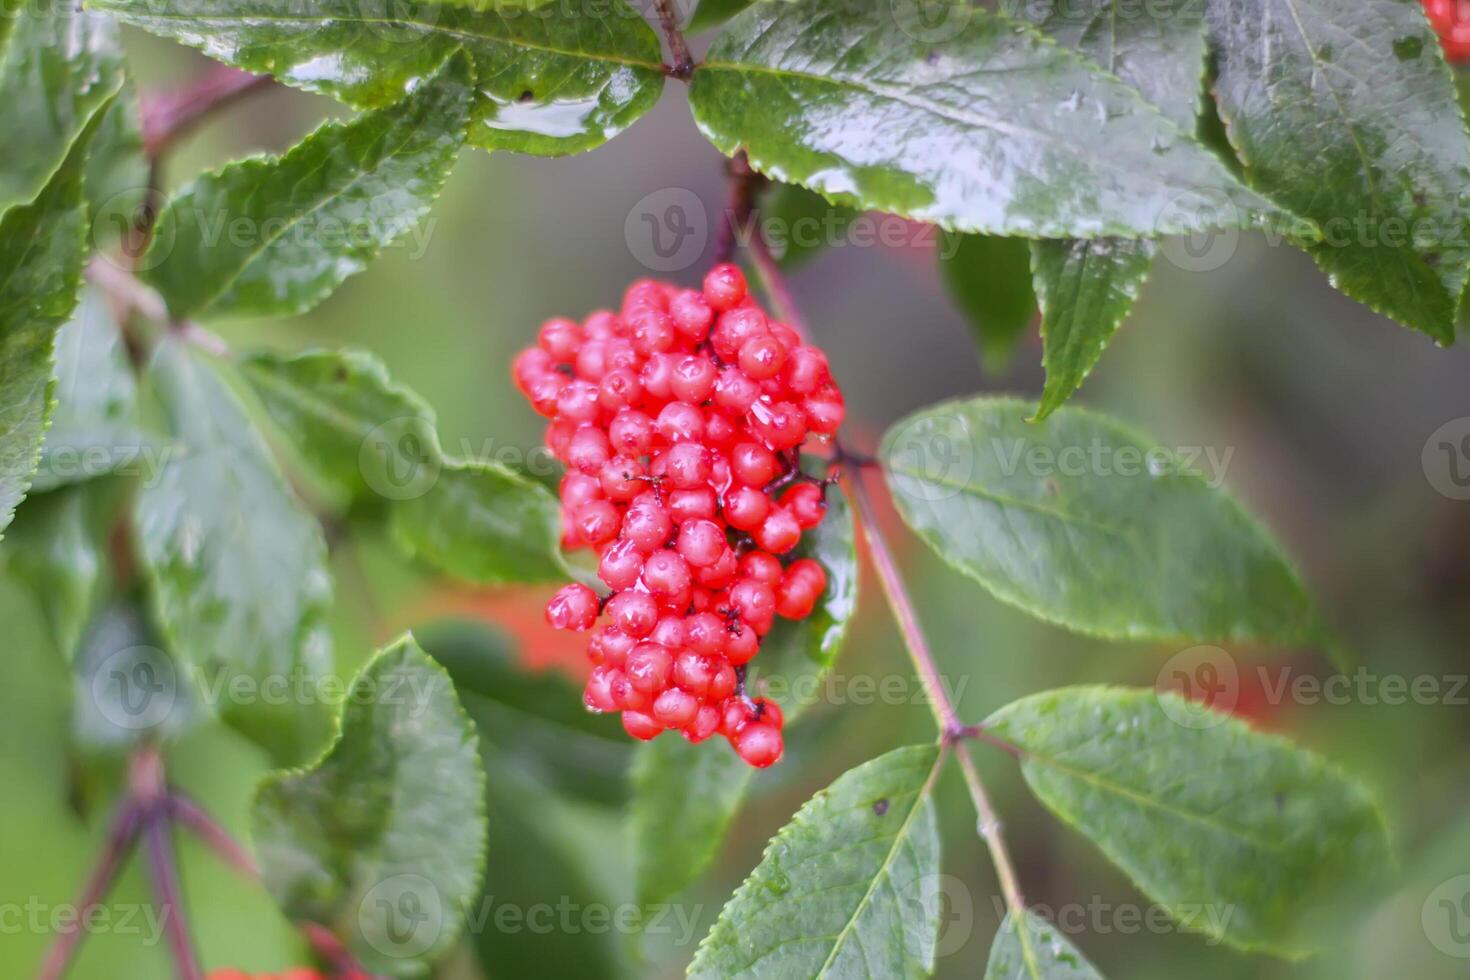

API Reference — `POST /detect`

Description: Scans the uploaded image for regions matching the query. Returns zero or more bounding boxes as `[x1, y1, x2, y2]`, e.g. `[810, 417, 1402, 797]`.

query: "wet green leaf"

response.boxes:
[985, 910, 1103, 980]
[144, 53, 472, 320]
[93, 0, 665, 156]
[689, 744, 943, 978]
[0, 1, 124, 217]
[690, 0, 1288, 237]
[0, 104, 99, 536]
[881, 398, 1326, 647]
[986, 686, 1392, 956]
[1210, 0, 1470, 342]
[134, 339, 334, 766]
[33, 285, 153, 492]
[253, 635, 486, 977]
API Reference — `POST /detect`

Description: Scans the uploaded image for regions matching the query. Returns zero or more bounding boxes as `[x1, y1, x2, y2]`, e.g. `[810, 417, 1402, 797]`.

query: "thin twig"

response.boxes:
[141, 65, 272, 157]
[37, 803, 143, 980]
[746, 225, 808, 336]
[168, 794, 260, 880]
[716, 152, 763, 264]
[142, 813, 203, 980]
[652, 0, 695, 79]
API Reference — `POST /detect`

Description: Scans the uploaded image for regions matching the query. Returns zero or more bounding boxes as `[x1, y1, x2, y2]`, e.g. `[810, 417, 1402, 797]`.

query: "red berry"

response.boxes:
[678, 518, 727, 567]
[622, 710, 663, 740]
[538, 317, 582, 361]
[671, 289, 715, 341]
[623, 504, 673, 553]
[656, 401, 706, 444]
[694, 547, 739, 588]
[803, 387, 845, 435]
[734, 722, 783, 767]
[598, 538, 645, 590]
[739, 550, 784, 587]
[720, 699, 754, 738]
[703, 263, 747, 311]
[672, 650, 715, 698]
[730, 442, 780, 486]
[546, 583, 599, 631]
[567, 425, 611, 473]
[671, 353, 718, 403]
[608, 591, 659, 638]
[642, 549, 693, 597]
[776, 558, 827, 619]
[749, 399, 807, 450]
[683, 704, 721, 742]
[725, 621, 759, 666]
[713, 366, 761, 414]
[626, 642, 673, 692]
[730, 578, 777, 635]
[708, 660, 737, 701]
[599, 456, 645, 501]
[685, 612, 726, 655]
[738, 334, 788, 381]
[663, 442, 712, 488]
[560, 471, 600, 509]
[723, 485, 771, 531]
[573, 499, 620, 546]
[782, 482, 827, 528]
[668, 487, 718, 523]
[608, 409, 655, 456]
[584, 666, 620, 712]
[754, 697, 784, 728]
[754, 507, 802, 554]
[597, 367, 643, 412]
[653, 687, 699, 728]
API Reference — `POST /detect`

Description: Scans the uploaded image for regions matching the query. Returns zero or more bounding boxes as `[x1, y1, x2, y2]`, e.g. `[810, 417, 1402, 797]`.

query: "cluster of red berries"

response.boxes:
[1425, 0, 1470, 61]
[513, 263, 845, 768]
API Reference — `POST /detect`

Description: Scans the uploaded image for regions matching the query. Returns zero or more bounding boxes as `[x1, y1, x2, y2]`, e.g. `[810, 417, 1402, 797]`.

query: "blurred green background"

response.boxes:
[3, 27, 1470, 980]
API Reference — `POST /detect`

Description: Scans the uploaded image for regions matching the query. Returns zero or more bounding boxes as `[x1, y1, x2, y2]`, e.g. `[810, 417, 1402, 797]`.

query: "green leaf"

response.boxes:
[3, 481, 121, 660]
[1209, 0, 1470, 342]
[1020, 0, 1207, 416]
[253, 635, 487, 977]
[418, 618, 630, 807]
[389, 458, 566, 585]
[143, 53, 472, 320]
[985, 910, 1103, 980]
[71, 595, 200, 751]
[690, 0, 1289, 237]
[0, 101, 100, 537]
[985, 686, 1392, 956]
[1029, 237, 1154, 419]
[938, 233, 1036, 370]
[746, 478, 857, 724]
[239, 347, 567, 583]
[689, 744, 943, 978]
[880, 397, 1325, 646]
[689, 0, 757, 34]
[238, 347, 438, 504]
[33, 285, 153, 492]
[93, 0, 665, 157]
[633, 737, 754, 908]
[0, 1, 124, 217]
[133, 339, 334, 765]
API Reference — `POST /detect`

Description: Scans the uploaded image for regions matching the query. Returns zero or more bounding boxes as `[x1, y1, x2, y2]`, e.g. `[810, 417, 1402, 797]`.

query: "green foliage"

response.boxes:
[881, 397, 1326, 648]
[144, 53, 472, 320]
[0, 106, 101, 536]
[134, 339, 335, 766]
[985, 910, 1103, 980]
[689, 744, 943, 978]
[0, 2, 123, 217]
[985, 686, 1393, 956]
[1209, 0, 1470, 342]
[33, 286, 150, 492]
[94, 0, 665, 156]
[240, 347, 567, 583]
[252, 635, 486, 977]
[690, 0, 1285, 237]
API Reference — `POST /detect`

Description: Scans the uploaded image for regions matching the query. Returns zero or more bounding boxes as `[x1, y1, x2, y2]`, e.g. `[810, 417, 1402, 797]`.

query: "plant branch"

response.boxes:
[168, 794, 260, 880]
[717, 151, 764, 264]
[37, 802, 143, 980]
[140, 64, 272, 158]
[652, 0, 695, 79]
[142, 812, 203, 980]
[727, 185, 1031, 924]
